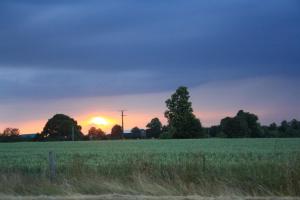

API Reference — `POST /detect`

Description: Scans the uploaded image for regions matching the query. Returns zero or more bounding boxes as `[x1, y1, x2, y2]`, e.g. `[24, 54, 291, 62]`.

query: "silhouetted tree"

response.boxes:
[162, 125, 169, 133]
[88, 127, 105, 140]
[279, 120, 289, 133]
[261, 122, 279, 137]
[220, 117, 242, 137]
[146, 118, 162, 138]
[220, 110, 262, 138]
[269, 122, 278, 131]
[40, 114, 83, 141]
[215, 118, 300, 138]
[165, 86, 203, 138]
[158, 125, 172, 139]
[111, 124, 122, 139]
[131, 126, 141, 134]
[278, 119, 300, 137]
[208, 126, 221, 137]
[2, 128, 20, 137]
[0, 128, 20, 142]
[290, 119, 300, 130]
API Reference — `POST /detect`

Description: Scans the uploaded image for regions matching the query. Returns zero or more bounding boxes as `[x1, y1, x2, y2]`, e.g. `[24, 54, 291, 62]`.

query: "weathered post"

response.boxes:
[202, 154, 206, 172]
[49, 151, 56, 182]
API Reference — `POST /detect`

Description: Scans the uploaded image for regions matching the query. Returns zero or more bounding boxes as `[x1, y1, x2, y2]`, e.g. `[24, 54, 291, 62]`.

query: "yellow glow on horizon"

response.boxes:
[1, 112, 167, 134]
[89, 116, 110, 126]
[78, 114, 119, 133]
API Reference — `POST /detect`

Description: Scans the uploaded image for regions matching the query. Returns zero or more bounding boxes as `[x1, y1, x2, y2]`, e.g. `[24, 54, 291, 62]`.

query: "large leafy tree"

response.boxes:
[131, 126, 141, 134]
[278, 119, 300, 137]
[0, 128, 20, 142]
[2, 128, 20, 137]
[111, 124, 122, 139]
[88, 127, 105, 140]
[40, 114, 83, 141]
[220, 110, 262, 138]
[146, 118, 162, 138]
[164, 86, 203, 138]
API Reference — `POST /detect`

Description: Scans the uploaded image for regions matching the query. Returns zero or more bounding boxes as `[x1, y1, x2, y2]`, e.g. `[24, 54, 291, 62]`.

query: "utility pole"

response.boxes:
[120, 110, 127, 134]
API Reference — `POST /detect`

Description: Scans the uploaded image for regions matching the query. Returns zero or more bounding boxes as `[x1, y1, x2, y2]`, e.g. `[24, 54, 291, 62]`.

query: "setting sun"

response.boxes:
[89, 117, 109, 126]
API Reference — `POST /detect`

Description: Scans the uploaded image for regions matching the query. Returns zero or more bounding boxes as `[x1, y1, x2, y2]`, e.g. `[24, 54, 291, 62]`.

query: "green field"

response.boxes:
[0, 138, 299, 196]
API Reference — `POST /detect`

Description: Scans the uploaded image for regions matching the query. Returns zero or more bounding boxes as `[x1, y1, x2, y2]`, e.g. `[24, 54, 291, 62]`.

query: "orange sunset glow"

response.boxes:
[89, 117, 110, 126]
[1, 78, 299, 135]
[79, 114, 119, 133]
[83, 116, 116, 133]
[78, 112, 165, 134]
[0, 109, 166, 135]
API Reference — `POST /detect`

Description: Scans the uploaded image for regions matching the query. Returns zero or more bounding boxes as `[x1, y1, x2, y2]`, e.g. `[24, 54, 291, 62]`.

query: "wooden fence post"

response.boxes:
[49, 151, 56, 182]
[202, 154, 206, 172]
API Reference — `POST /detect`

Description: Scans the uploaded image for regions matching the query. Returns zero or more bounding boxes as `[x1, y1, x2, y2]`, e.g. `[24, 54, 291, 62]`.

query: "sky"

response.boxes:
[0, 0, 299, 134]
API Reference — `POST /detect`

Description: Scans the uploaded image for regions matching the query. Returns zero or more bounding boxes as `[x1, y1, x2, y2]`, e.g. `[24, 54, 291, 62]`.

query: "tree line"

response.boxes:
[1, 86, 299, 142]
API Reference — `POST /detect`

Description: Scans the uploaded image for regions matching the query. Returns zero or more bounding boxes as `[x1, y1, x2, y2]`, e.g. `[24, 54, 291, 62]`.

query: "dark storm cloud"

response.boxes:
[0, 0, 299, 100]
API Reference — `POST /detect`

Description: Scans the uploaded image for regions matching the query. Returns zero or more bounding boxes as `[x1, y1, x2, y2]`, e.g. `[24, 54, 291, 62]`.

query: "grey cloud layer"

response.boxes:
[0, 0, 299, 100]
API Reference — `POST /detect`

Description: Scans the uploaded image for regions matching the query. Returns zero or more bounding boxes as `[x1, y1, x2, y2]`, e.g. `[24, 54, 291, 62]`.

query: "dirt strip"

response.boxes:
[0, 195, 299, 200]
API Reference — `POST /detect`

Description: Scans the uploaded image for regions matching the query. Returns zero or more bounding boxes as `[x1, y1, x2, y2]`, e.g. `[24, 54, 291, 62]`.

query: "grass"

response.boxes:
[0, 138, 299, 196]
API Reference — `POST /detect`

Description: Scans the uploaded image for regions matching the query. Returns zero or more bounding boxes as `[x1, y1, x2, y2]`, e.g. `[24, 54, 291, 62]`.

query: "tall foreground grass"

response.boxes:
[0, 139, 299, 196]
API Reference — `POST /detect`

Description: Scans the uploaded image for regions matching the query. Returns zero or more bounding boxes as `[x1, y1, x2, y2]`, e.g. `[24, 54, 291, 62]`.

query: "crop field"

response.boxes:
[0, 138, 299, 197]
